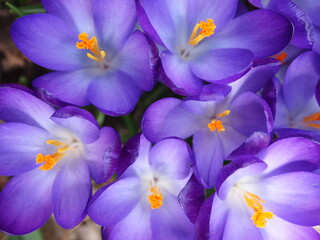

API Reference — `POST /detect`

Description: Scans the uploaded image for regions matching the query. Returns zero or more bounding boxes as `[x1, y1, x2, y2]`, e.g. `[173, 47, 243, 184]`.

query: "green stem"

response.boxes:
[5, 2, 25, 17]
[122, 114, 137, 136]
[95, 110, 106, 127]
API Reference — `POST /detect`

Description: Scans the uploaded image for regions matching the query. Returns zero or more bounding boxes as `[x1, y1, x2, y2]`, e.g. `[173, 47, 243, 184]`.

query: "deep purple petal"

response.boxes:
[292, 0, 320, 26]
[261, 172, 320, 226]
[0, 122, 49, 175]
[216, 157, 267, 200]
[262, 77, 281, 119]
[51, 106, 100, 144]
[282, 51, 320, 111]
[228, 58, 281, 100]
[52, 160, 91, 228]
[178, 175, 206, 223]
[87, 71, 140, 116]
[161, 51, 203, 96]
[313, 26, 320, 54]
[215, 9, 293, 57]
[84, 127, 121, 184]
[0, 87, 55, 130]
[93, 0, 136, 53]
[0, 169, 55, 235]
[228, 132, 271, 160]
[228, 92, 272, 135]
[142, 98, 204, 143]
[190, 48, 253, 82]
[33, 69, 93, 106]
[149, 138, 192, 179]
[88, 177, 141, 226]
[41, 0, 95, 33]
[258, 137, 320, 173]
[187, 84, 231, 102]
[195, 195, 213, 240]
[115, 31, 156, 91]
[150, 193, 195, 240]
[10, 14, 83, 71]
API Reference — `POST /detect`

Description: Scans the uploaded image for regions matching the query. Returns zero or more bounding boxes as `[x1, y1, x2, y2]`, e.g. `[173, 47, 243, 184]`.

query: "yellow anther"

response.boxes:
[148, 186, 163, 209]
[244, 192, 274, 228]
[35, 140, 69, 171]
[275, 52, 287, 64]
[188, 19, 216, 46]
[76, 32, 106, 63]
[303, 112, 320, 129]
[208, 110, 230, 132]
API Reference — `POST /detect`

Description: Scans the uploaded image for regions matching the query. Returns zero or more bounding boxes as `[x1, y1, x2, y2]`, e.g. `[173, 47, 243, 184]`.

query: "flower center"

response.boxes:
[148, 186, 163, 209]
[274, 51, 287, 64]
[76, 32, 106, 63]
[303, 112, 320, 129]
[35, 140, 69, 171]
[188, 19, 216, 46]
[244, 192, 274, 228]
[208, 110, 230, 132]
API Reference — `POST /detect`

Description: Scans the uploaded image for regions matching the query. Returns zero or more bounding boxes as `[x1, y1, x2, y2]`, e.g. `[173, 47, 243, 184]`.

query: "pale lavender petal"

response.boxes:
[149, 138, 192, 179]
[0, 122, 49, 175]
[52, 160, 91, 228]
[88, 177, 141, 226]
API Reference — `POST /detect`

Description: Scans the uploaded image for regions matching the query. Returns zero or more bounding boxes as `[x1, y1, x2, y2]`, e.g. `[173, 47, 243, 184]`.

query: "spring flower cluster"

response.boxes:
[1, 0, 320, 239]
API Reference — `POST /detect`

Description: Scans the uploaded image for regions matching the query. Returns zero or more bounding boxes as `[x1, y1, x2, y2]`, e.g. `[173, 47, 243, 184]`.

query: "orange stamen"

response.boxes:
[76, 32, 106, 63]
[303, 112, 320, 129]
[188, 19, 216, 46]
[275, 52, 287, 64]
[208, 110, 230, 132]
[148, 186, 163, 209]
[35, 140, 68, 171]
[244, 192, 274, 228]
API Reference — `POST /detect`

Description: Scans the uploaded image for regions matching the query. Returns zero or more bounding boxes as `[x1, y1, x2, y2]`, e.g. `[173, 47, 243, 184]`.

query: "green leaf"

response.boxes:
[8, 230, 43, 240]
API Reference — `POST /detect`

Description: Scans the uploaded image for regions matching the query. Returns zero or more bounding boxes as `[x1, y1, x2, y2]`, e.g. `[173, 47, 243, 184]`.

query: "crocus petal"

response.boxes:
[149, 138, 191, 180]
[228, 92, 272, 135]
[261, 172, 320, 226]
[93, 0, 136, 53]
[114, 31, 155, 91]
[293, 0, 320, 25]
[190, 48, 253, 82]
[263, 215, 320, 240]
[195, 195, 213, 240]
[178, 175, 206, 223]
[84, 127, 121, 184]
[0, 87, 55, 130]
[209, 194, 228, 240]
[108, 203, 152, 240]
[88, 177, 141, 226]
[193, 129, 225, 187]
[0, 169, 55, 235]
[186, 0, 238, 33]
[187, 84, 232, 102]
[150, 193, 195, 240]
[33, 69, 94, 106]
[282, 51, 320, 112]
[221, 198, 263, 240]
[313, 27, 320, 55]
[50, 106, 100, 144]
[87, 71, 140, 116]
[214, 9, 293, 57]
[52, 160, 91, 228]
[161, 51, 203, 96]
[10, 14, 83, 71]
[0, 123, 49, 176]
[258, 137, 320, 173]
[139, 0, 183, 52]
[216, 157, 267, 200]
[142, 98, 204, 143]
[41, 0, 94, 33]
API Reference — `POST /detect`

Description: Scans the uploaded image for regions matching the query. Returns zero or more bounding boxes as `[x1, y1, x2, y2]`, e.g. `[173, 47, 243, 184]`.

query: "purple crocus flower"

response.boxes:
[268, 51, 320, 139]
[142, 60, 278, 187]
[137, 0, 292, 96]
[0, 86, 121, 234]
[197, 137, 320, 239]
[250, 0, 320, 54]
[88, 134, 195, 239]
[10, 0, 158, 116]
